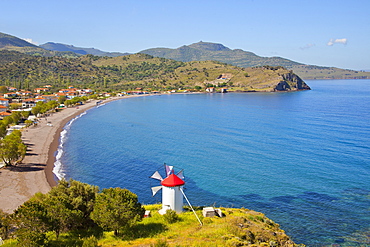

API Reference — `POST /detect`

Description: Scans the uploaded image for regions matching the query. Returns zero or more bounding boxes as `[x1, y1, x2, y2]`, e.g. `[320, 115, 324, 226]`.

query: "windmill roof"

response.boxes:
[161, 174, 185, 187]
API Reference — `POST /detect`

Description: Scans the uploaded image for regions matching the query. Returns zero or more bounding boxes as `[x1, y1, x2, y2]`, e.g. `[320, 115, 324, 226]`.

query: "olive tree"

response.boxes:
[91, 188, 145, 236]
[0, 130, 27, 166]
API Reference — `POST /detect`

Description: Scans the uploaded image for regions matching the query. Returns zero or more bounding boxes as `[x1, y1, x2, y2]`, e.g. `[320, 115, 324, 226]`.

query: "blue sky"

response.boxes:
[1, 0, 369, 70]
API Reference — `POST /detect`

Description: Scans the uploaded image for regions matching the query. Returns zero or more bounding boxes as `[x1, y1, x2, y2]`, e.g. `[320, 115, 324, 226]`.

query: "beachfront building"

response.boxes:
[3, 93, 17, 98]
[34, 88, 50, 93]
[22, 99, 36, 108]
[206, 87, 216, 93]
[35, 96, 47, 103]
[0, 105, 7, 112]
[0, 111, 12, 119]
[0, 98, 9, 107]
[6, 87, 17, 91]
[18, 90, 33, 97]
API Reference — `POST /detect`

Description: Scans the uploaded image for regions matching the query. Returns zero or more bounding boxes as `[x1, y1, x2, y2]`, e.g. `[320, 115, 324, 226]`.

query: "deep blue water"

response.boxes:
[57, 79, 370, 246]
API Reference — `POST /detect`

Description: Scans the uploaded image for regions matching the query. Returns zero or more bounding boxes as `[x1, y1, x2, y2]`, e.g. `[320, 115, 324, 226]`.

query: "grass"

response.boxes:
[2, 205, 302, 246]
[92, 205, 299, 246]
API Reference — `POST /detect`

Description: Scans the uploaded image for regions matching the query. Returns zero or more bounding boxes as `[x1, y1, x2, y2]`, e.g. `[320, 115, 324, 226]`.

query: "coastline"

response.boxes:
[0, 92, 195, 214]
[0, 96, 125, 213]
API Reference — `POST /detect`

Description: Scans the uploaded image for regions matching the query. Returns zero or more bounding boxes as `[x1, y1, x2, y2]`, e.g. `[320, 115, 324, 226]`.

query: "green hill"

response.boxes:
[0, 50, 31, 65]
[141, 41, 370, 80]
[0, 32, 79, 58]
[0, 32, 38, 48]
[0, 53, 310, 92]
[141, 41, 303, 68]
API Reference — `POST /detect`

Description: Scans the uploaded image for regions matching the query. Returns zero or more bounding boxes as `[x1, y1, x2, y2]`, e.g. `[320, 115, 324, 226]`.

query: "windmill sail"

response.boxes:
[164, 164, 174, 176]
[177, 169, 185, 180]
[151, 186, 162, 196]
[150, 171, 163, 181]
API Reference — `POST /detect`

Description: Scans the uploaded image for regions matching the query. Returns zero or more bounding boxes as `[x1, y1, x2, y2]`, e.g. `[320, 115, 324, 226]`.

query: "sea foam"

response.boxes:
[53, 111, 87, 180]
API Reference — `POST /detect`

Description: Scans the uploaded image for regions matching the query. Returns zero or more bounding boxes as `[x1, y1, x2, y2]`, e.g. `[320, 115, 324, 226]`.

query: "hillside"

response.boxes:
[0, 50, 31, 65]
[141, 41, 303, 68]
[289, 65, 370, 80]
[0, 32, 79, 58]
[40, 42, 130, 57]
[141, 41, 370, 80]
[96, 205, 300, 246]
[0, 32, 38, 48]
[1, 32, 368, 79]
[0, 52, 310, 92]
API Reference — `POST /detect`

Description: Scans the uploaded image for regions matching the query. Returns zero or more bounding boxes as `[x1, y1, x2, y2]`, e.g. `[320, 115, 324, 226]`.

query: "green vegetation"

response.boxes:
[0, 180, 302, 246]
[140, 41, 370, 80]
[141, 41, 302, 68]
[1, 32, 369, 80]
[91, 188, 145, 236]
[0, 52, 310, 92]
[0, 130, 26, 166]
[0, 179, 145, 246]
[290, 65, 370, 80]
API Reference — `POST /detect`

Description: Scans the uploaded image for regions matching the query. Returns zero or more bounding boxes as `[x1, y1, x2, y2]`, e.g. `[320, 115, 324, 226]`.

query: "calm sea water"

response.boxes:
[56, 79, 370, 246]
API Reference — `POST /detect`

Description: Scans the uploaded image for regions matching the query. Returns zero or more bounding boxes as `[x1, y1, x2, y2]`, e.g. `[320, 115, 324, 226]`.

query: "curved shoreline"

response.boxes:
[0, 93, 191, 213]
[0, 97, 121, 213]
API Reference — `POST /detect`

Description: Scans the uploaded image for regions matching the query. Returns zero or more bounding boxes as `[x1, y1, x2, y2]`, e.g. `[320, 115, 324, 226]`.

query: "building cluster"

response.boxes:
[0, 85, 94, 118]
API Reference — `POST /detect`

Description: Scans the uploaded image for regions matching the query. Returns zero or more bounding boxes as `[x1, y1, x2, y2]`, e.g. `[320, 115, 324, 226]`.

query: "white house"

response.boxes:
[0, 98, 9, 107]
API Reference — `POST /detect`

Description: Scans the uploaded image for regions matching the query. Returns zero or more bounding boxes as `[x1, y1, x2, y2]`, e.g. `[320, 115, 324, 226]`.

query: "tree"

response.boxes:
[46, 179, 99, 236]
[31, 105, 42, 117]
[0, 122, 7, 138]
[0, 130, 27, 166]
[91, 188, 145, 236]
[13, 199, 49, 246]
[58, 95, 67, 104]
[0, 86, 7, 93]
[0, 209, 11, 239]
[24, 120, 33, 128]
[20, 110, 30, 120]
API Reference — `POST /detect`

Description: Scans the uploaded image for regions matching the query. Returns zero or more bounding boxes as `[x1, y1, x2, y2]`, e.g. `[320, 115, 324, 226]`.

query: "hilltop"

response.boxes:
[141, 41, 303, 68]
[0, 32, 368, 79]
[0, 32, 79, 57]
[140, 41, 370, 80]
[0, 52, 310, 92]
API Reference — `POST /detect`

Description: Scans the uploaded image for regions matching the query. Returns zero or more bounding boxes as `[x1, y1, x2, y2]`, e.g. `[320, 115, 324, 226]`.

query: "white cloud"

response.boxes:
[327, 38, 347, 46]
[22, 38, 38, 45]
[300, 43, 315, 50]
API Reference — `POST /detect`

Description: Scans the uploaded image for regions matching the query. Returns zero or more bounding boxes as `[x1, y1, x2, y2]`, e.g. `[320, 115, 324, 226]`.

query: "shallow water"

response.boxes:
[57, 79, 370, 246]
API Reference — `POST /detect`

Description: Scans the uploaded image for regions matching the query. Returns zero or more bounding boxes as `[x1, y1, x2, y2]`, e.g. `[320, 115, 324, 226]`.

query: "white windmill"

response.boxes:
[150, 164, 202, 225]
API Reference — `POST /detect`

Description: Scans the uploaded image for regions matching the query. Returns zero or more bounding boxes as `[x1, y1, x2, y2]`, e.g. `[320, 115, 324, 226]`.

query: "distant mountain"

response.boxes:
[141, 41, 370, 80]
[0, 32, 79, 57]
[40, 42, 130, 57]
[141, 41, 303, 68]
[0, 32, 38, 48]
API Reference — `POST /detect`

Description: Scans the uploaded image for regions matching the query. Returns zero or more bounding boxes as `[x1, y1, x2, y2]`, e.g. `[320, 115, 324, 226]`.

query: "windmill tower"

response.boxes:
[150, 164, 185, 214]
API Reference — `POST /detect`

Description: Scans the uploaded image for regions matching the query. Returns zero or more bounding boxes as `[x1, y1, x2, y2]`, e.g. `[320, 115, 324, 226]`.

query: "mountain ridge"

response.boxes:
[39, 42, 130, 57]
[0, 32, 38, 48]
[140, 41, 370, 79]
[0, 31, 369, 79]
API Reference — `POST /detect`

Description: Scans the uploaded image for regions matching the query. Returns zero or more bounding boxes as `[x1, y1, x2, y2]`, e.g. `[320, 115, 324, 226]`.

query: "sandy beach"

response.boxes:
[0, 97, 123, 213]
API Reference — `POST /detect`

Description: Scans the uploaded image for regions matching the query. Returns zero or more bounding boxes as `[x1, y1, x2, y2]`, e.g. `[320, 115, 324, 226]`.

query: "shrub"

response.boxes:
[82, 236, 99, 247]
[151, 238, 169, 247]
[163, 210, 179, 224]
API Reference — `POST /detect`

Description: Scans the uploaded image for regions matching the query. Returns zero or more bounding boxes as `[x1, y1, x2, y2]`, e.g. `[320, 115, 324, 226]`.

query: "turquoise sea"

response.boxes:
[55, 79, 370, 246]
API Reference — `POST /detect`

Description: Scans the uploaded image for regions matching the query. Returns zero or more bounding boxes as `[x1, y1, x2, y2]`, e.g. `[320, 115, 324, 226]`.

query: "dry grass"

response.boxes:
[97, 205, 301, 247]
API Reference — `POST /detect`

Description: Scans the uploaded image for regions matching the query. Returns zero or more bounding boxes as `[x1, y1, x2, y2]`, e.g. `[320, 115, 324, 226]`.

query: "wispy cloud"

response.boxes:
[22, 38, 38, 45]
[300, 43, 315, 50]
[327, 38, 347, 46]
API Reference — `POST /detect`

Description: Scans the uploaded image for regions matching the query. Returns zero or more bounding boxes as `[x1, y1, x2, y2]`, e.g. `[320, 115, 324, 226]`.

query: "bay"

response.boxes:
[58, 79, 370, 246]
